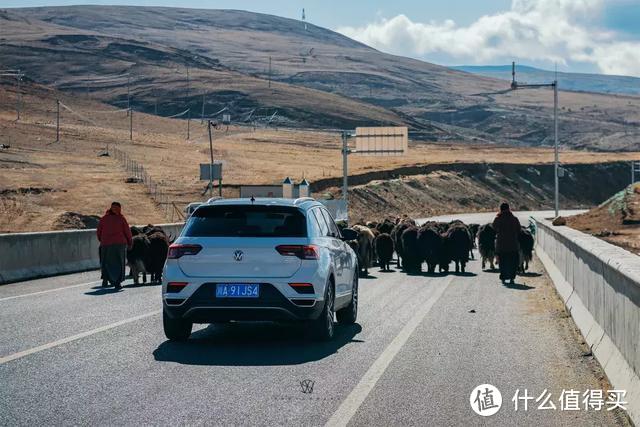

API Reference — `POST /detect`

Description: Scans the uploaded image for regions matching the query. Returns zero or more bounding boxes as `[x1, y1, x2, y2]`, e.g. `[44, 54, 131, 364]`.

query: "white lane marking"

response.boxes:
[0, 280, 102, 302]
[326, 275, 454, 427]
[0, 310, 161, 365]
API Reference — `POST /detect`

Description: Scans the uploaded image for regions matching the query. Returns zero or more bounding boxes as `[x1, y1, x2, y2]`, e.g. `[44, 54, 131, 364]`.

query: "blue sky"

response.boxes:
[2, 0, 640, 76]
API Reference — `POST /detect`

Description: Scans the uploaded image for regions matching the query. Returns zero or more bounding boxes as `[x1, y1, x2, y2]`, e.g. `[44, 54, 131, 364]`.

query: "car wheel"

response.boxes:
[337, 273, 358, 324]
[163, 309, 192, 341]
[311, 280, 335, 341]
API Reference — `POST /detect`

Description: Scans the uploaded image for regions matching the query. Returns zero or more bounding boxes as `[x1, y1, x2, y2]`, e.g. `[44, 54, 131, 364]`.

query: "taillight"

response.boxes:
[276, 245, 319, 260]
[167, 244, 202, 259]
[167, 282, 188, 293]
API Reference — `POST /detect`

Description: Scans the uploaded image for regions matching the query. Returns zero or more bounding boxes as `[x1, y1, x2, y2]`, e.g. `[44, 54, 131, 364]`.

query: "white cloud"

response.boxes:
[337, 0, 640, 77]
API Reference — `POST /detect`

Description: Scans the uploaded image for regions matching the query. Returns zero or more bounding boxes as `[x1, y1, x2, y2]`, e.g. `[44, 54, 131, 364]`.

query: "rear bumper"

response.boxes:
[163, 283, 324, 323]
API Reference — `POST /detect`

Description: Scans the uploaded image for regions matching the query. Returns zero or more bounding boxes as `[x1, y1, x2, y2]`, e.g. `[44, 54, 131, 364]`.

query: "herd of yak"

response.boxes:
[126, 225, 172, 285]
[123, 217, 535, 285]
[340, 218, 535, 277]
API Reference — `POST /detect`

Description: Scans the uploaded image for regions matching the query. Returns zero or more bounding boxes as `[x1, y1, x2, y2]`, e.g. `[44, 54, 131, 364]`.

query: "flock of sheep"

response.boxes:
[340, 218, 535, 277]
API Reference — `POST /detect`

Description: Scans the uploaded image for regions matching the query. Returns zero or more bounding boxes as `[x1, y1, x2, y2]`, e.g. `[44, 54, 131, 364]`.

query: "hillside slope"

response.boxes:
[2, 6, 640, 149]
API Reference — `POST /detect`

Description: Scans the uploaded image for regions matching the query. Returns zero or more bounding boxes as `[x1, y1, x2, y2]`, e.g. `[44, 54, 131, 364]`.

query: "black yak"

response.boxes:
[391, 221, 413, 269]
[518, 227, 535, 273]
[417, 225, 443, 274]
[401, 226, 422, 273]
[477, 223, 497, 270]
[374, 233, 394, 271]
[468, 223, 480, 259]
[444, 224, 472, 274]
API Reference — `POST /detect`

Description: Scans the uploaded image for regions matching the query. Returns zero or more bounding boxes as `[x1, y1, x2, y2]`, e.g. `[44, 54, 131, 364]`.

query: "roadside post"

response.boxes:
[56, 99, 60, 142]
[201, 120, 223, 197]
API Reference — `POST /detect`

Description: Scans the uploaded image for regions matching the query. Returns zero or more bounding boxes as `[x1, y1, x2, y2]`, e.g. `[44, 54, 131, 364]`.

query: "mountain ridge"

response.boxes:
[1, 5, 640, 150]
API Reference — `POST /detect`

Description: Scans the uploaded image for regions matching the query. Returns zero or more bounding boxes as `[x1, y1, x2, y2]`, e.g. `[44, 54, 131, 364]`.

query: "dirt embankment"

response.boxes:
[568, 183, 640, 255]
[332, 162, 632, 223]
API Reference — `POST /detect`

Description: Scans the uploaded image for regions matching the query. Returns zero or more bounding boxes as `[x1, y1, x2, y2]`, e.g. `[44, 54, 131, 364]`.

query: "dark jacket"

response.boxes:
[492, 210, 521, 253]
[97, 210, 133, 247]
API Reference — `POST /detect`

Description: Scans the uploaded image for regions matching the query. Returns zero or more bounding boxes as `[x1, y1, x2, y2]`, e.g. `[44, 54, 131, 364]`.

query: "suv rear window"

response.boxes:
[183, 205, 307, 237]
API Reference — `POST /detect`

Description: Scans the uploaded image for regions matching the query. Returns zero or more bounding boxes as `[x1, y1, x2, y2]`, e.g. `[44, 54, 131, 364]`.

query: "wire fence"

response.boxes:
[109, 147, 185, 223]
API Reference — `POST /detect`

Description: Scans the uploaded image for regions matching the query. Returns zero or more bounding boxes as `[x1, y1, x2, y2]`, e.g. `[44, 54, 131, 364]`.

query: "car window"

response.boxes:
[321, 209, 339, 238]
[307, 210, 323, 238]
[311, 208, 330, 237]
[183, 205, 307, 237]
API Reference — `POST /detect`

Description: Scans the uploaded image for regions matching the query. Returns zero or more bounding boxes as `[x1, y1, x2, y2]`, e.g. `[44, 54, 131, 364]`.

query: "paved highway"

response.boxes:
[0, 210, 628, 426]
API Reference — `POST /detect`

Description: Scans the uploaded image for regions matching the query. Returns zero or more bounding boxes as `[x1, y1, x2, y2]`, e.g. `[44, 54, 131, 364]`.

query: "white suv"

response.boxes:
[162, 198, 359, 341]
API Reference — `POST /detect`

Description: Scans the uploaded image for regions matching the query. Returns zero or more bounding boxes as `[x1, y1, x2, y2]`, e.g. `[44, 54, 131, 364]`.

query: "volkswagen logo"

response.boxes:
[233, 250, 244, 262]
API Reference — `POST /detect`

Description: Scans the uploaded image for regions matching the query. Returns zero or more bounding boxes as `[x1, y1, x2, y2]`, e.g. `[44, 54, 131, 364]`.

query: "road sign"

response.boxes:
[200, 163, 223, 180]
[222, 114, 231, 124]
[632, 161, 640, 184]
[354, 126, 408, 156]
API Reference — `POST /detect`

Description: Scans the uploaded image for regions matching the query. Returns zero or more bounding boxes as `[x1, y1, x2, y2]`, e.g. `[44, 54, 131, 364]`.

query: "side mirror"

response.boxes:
[340, 228, 359, 241]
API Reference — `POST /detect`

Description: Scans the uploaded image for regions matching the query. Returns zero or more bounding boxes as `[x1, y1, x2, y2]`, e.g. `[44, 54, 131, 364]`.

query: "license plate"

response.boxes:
[216, 283, 260, 298]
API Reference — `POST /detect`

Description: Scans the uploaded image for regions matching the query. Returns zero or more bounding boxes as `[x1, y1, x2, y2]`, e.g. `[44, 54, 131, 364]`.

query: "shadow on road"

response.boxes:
[85, 281, 159, 295]
[519, 272, 543, 278]
[453, 271, 478, 277]
[503, 281, 535, 291]
[85, 287, 123, 295]
[153, 322, 363, 366]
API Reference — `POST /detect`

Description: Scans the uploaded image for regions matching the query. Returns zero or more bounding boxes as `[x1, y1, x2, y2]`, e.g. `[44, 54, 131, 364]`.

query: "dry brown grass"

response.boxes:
[3, 83, 640, 232]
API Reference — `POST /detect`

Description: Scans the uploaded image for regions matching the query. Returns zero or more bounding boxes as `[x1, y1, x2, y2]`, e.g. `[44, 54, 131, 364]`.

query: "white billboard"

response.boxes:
[355, 126, 408, 156]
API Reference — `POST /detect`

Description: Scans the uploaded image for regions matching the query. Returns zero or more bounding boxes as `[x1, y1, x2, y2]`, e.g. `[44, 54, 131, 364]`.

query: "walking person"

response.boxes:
[492, 202, 521, 285]
[97, 202, 133, 290]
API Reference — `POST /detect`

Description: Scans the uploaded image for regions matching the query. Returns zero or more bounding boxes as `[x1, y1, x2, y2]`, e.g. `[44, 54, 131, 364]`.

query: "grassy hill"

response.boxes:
[1, 6, 640, 150]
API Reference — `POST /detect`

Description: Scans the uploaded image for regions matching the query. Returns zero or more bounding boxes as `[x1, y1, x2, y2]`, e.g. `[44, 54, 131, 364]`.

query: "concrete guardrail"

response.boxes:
[0, 223, 184, 285]
[534, 219, 640, 424]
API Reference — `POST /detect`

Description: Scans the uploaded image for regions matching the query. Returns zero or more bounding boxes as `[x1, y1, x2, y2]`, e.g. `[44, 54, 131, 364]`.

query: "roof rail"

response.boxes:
[293, 197, 315, 205]
[206, 196, 223, 204]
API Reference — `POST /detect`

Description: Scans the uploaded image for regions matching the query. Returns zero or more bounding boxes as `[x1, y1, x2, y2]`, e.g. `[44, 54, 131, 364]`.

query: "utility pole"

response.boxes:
[16, 70, 21, 121]
[201, 93, 205, 124]
[553, 77, 559, 217]
[510, 61, 560, 217]
[56, 99, 60, 142]
[186, 66, 190, 140]
[342, 131, 350, 202]
[208, 120, 214, 198]
[127, 75, 131, 117]
[268, 56, 272, 88]
[129, 108, 133, 141]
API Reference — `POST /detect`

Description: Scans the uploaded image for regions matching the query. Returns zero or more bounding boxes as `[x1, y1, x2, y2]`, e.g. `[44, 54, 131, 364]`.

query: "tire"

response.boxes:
[337, 273, 358, 325]
[163, 309, 192, 341]
[311, 280, 335, 341]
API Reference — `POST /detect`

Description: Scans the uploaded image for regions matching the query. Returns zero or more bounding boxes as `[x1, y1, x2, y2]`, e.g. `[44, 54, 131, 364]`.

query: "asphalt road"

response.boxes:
[0, 210, 629, 426]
